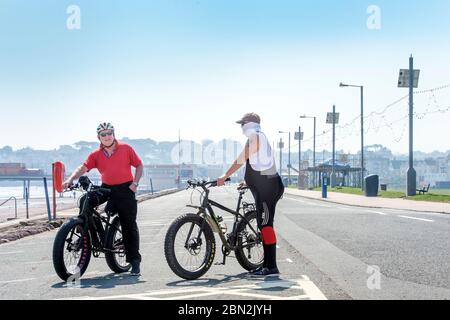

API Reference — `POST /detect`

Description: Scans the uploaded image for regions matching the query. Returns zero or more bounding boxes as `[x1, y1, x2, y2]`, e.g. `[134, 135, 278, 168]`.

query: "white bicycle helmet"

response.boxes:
[96, 122, 115, 134]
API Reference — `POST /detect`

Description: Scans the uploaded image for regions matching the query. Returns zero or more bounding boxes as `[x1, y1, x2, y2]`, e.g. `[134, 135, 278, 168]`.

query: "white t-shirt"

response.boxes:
[248, 132, 278, 174]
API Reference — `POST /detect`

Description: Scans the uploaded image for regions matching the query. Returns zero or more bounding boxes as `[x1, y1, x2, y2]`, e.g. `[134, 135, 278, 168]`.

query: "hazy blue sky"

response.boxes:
[1, 0, 450, 154]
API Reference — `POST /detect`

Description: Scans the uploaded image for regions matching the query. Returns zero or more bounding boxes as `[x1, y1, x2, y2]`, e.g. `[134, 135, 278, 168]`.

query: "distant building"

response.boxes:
[0, 163, 44, 176]
[143, 164, 204, 191]
[142, 163, 241, 191]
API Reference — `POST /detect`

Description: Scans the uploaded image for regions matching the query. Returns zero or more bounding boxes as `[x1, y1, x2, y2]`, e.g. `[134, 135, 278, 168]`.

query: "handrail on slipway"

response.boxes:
[0, 196, 18, 220]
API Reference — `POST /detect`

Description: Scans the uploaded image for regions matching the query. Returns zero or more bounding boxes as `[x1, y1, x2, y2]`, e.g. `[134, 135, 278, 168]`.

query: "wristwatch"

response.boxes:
[132, 182, 139, 187]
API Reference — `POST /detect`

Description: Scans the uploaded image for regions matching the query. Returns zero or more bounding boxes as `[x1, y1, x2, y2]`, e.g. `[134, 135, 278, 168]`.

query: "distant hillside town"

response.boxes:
[0, 139, 449, 191]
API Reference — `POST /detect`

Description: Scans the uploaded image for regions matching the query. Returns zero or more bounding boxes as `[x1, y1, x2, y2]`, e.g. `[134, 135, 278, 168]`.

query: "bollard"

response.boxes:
[322, 173, 328, 198]
[25, 187, 29, 219]
[43, 177, 52, 221]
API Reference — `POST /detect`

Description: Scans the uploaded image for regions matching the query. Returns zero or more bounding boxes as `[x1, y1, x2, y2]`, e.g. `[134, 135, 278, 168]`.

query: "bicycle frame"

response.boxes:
[71, 183, 122, 255]
[186, 186, 259, 252]
[87, 210, 120, 254]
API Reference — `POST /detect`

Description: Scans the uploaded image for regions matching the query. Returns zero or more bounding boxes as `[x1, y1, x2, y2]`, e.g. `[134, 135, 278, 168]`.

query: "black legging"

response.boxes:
[79, 181, 141, 264]
[245, 160, 284, 270]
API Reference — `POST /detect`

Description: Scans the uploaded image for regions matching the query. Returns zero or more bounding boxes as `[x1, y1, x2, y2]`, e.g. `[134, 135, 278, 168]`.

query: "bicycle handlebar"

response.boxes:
[65, 182, 111, 195]
[237, 185, 250, 191]
[186, 178, 231, 189]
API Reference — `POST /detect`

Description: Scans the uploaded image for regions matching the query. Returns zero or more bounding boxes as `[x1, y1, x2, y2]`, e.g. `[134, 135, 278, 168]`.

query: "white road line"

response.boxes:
[0, 278, 36, 284]
[284, 197, 332, 208]
[211, 290, 292, 300]
[297, 277, 327, 300]
[283, 295, 310, 300]
[0, 251, 24, 255]
[283, 197, 307, 203]
[367, 210, 388, 216]
[165, 291, 225, 300]
[398, 215, 434, 222]
[62, 287, 206, 300]
[61, 277, 327, 300]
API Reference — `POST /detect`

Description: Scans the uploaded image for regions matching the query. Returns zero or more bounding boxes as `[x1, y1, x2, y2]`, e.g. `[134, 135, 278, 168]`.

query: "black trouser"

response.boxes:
[79, 181, 141, 264]
[245, 163, 285, 270]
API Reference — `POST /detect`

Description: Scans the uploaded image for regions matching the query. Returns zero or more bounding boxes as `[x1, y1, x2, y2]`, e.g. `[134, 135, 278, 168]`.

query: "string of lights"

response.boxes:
[282, 84, 450, 153]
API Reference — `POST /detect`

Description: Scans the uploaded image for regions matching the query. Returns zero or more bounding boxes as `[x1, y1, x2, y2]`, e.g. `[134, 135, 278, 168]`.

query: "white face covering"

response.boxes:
[242, 122, 261, 137]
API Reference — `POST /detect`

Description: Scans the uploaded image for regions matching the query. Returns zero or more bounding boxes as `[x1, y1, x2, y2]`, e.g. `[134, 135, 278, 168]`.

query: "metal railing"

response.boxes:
[0, 196, 18, 220]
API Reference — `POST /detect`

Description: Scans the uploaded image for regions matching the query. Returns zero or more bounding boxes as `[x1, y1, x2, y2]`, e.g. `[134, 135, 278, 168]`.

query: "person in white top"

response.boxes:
[217, 113, 285, 276]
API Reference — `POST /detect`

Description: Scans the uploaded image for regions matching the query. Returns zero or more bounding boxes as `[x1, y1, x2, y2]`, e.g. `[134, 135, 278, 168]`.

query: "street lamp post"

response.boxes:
[294, 127, 303, 189]
[278, 137, 284, 182]
[398, 55, 420, 196]
[298, 127, 301, 189]
[279, 131, 291, 185]
[340, 82, 365, 191]
[300, 115, 317, 187]
[326, 106, 339, 188]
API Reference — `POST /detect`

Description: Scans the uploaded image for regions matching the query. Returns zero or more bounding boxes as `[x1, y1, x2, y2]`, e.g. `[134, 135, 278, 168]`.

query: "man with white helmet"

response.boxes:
[62, 122, 144, 276]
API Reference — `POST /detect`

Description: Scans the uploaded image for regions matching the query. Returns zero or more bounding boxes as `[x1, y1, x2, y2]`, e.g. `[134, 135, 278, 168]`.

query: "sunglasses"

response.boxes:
[99, 131, 114, 137]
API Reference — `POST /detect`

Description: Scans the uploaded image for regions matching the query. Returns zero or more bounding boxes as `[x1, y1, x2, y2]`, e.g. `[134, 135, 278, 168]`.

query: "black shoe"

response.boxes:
[249, 267, 280, 277]
[130, 261, 141, 276]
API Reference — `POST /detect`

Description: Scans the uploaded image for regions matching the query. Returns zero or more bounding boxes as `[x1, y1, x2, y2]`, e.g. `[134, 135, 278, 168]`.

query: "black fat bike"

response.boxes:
[52, 176, 130, 281]
[164, 178, 263, 280]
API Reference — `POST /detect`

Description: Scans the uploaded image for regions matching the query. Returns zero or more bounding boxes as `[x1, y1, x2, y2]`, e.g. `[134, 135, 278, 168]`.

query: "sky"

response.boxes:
[1, 0, 450, 154]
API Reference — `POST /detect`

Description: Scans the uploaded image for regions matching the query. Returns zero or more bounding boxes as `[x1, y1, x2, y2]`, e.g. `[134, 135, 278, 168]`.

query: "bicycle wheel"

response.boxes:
[235, 210, 264, 271]
[52, 218, 92, 281]
[164, 214, 216, 280]
[105, 217, 131, 273]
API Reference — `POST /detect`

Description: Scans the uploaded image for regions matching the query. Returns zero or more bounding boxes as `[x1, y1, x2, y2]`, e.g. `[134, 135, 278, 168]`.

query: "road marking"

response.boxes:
[0, 251, 24, 255]
[0, 278, 36, 284]
[398, 215, 434, 222]
[286, 258, 293, 263]
[283, 197, 307, 203]
[60, 277, 327, 300]
[284, 197, 332, 208]
[368, 210, 387, 215]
